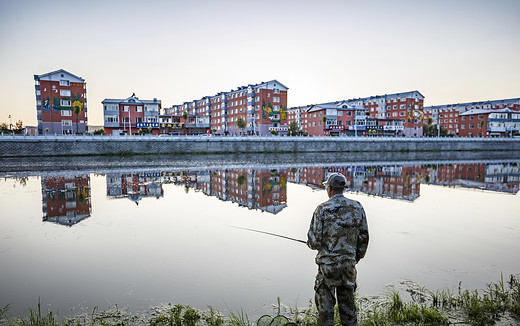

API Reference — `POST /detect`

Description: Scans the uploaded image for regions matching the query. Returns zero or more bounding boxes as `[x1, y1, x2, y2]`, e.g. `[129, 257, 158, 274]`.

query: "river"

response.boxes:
[0, 152, 519, 318]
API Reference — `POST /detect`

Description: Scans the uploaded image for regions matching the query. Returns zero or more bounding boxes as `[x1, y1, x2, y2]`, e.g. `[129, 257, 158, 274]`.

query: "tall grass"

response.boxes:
[1, 275, 519, 326]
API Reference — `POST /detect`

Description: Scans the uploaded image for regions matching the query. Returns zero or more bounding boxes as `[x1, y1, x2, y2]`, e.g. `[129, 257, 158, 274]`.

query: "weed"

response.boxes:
[228, 310, 249, 326]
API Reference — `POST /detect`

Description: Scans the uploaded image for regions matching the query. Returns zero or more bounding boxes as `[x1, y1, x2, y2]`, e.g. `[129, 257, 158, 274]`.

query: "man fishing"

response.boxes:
[307, 173, 369, 326]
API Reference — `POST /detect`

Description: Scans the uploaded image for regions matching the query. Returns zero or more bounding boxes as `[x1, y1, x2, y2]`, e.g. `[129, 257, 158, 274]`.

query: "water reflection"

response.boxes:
[2, 156, 519, 318]
[41, 175, 91, 226]
[107, 172, 164, 204]
[100, 161, 520, 219]
[35, 161, 520, 226]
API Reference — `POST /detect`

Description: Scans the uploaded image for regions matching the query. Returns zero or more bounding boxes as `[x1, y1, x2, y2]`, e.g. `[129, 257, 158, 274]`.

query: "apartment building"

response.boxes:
[288, 90, 423, 137]
[34, 69, 87, 135]
[163, 80, 289, 136]
[423, 98, 520, 136]
[102, 94, 161, 135]
[459, 108, 520, 137]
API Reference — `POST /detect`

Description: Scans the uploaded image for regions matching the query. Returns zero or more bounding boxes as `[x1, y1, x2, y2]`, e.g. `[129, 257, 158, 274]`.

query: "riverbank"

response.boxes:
[1, 275, 519, 326]
[1, 134, 519, 157]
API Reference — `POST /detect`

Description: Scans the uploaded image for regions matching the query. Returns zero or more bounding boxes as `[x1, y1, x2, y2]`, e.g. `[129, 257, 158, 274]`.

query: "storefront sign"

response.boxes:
[137, 122, 159, 129]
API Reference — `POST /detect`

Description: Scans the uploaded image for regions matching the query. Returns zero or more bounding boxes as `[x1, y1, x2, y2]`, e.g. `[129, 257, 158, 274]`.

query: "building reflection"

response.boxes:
[287, 165, 421, 201]
[421, 162, 519, 194]
[41, 175, 91, 226]
[102, 161, 519, 214]
[107, 172, 164, 204]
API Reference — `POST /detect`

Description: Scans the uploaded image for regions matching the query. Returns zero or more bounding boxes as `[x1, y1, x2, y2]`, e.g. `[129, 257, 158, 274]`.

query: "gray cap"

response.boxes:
[323, 173, 347, 188]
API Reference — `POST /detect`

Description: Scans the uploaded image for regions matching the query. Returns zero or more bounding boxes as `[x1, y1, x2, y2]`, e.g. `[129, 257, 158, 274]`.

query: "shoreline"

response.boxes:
[1, 135, 520, 157]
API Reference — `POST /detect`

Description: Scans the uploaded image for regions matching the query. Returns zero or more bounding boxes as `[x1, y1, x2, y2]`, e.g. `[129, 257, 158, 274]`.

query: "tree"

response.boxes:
[322, 116, 328, 124]
[236, 174, 246, 187]
[183, 111, 188, 120]
[289, 121, 300, 136]
[423, 124, 448, 137]
[479, 120, 485, 137]
[270, 129, 278, 136]
[72, 101, 83, 134]
[0, 122, 9, 133]
[14, 120, 24, 134]
[236, 116, 246, 135]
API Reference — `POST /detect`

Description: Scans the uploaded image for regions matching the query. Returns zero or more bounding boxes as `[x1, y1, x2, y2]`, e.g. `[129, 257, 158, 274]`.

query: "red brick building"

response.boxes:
[458, 108, 520, 137]
[34, 69, 87, 135]
[102, 94, 161, 135]
[288, 91, 424, 137]
[163, 80, 288, 136]
[423, 98, 520, 137]
[41, 175, 91, 226]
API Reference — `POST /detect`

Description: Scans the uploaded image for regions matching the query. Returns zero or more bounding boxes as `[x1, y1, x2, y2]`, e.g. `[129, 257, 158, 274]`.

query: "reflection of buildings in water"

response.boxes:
[423, 163, 520, 194]
[106, 172, 164, 204]
[41, 175, 91, 226]
[206, 169, 288, 214]
[287, 165, 421, 201]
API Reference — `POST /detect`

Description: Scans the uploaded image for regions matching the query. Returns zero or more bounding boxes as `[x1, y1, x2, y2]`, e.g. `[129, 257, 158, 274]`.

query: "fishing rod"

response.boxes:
[230, 225, 306, 244]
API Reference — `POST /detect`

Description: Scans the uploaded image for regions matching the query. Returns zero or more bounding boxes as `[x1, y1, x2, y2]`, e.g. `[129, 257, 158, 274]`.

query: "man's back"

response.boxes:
[307, 194, 369, 265]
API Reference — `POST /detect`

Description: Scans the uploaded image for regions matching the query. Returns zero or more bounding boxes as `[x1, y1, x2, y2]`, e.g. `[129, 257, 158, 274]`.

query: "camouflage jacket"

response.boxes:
[307, 194, 369, 265]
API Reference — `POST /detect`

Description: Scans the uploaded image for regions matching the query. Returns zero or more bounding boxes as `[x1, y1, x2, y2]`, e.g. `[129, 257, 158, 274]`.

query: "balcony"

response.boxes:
[185, 123, 210, 128]
[104, 122, 120, 128]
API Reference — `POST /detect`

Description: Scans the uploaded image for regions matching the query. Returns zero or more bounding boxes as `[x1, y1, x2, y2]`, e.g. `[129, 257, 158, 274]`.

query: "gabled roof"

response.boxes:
[34, 69, 85, 82]
[102, 95, 161, 105]
[424, 98, 520, 111]
[459, 108, 513, 116]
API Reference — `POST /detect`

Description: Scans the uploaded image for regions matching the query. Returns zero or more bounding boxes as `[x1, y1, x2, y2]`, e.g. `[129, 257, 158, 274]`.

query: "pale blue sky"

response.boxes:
[1, 0, 519, 126]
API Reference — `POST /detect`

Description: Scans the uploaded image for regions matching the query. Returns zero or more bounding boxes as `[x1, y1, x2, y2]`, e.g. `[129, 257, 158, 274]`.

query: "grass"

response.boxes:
[1, 275, 519, 326]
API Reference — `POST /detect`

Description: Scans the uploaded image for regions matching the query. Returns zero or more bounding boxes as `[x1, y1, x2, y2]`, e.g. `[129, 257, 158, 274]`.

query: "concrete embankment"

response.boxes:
[0, 135, 519, 157]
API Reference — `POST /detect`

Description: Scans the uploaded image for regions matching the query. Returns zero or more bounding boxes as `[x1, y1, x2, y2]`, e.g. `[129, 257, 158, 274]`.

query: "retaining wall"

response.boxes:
[1, 135, 519, 157]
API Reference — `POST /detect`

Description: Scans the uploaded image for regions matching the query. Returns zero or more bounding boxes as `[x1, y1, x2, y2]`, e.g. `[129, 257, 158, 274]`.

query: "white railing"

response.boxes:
[1, 133, 518, 142]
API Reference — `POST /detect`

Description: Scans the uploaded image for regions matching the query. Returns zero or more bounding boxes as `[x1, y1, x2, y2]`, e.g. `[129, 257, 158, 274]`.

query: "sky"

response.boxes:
[0, 0, 519, 126]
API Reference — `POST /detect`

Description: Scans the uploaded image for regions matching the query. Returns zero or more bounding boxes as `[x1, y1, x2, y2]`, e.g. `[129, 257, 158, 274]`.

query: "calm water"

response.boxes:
[1, 153, 519, 318]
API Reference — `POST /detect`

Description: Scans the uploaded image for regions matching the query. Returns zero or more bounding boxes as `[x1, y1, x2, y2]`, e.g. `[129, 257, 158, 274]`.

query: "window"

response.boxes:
[123, 106, 129, 112]
[273, 97, 280, 103]
[136, 106, 142, 112]
[122, 117, 130, 123]
[273, 89, 280, 94]
[106, 116, 119, 123]
[60, 99, 71, 107]
[62, 120, 72, 126]
[469, 124, 474, 128]
[59, 80, 70, 86]
[60, 90, 71, 96]
[61, 110, 72, 116]
[136, 117, 142, 123]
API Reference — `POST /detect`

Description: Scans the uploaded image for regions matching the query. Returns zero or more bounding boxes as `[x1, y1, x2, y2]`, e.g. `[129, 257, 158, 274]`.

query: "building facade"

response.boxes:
[34, 69, 87, 135]
[288, 90, 423, 137]
[423, 98, 520, 137]
[102, 94, 161, 135]
[458, 108, 520, 137]
[163, 80, 289, 136]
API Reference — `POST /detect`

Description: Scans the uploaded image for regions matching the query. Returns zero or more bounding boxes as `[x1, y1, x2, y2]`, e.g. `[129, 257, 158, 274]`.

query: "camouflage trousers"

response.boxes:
[314, 261, 357, 326]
